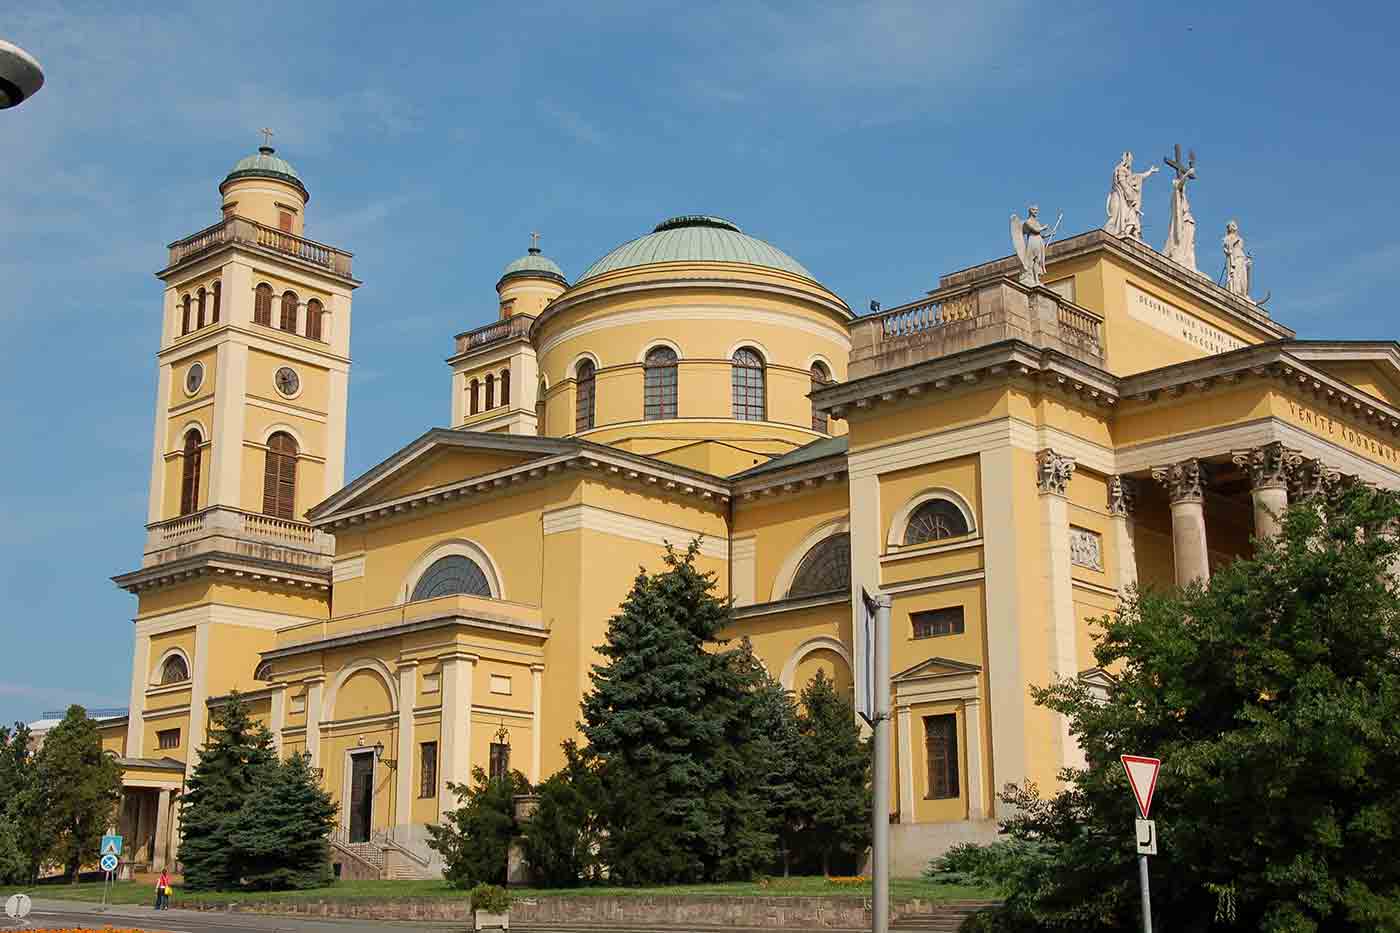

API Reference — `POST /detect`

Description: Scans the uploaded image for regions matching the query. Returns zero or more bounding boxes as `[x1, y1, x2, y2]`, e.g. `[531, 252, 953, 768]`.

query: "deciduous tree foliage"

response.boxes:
[34, 706, 122, 883]
[933, 488, 1400, 932]
[0, 722, 52, 884]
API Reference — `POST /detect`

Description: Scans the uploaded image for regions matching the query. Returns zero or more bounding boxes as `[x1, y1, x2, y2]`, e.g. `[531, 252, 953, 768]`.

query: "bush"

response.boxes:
[469, 883, 512, 913]
[521, 741, 603, 887]
[427, 767, 531, 889]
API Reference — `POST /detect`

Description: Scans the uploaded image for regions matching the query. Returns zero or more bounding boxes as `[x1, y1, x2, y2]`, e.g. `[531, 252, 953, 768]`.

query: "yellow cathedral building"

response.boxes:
[98, 146, 1400, 878]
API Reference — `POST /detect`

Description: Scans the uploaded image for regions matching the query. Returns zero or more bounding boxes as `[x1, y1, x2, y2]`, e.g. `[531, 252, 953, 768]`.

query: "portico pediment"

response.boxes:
[1285, 342, 1400, 409]
[892, 657, 982, 707]
[892, 657, 982, 683]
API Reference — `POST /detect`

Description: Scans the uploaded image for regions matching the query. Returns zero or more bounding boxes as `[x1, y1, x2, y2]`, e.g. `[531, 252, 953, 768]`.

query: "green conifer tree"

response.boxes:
[179, 693, 277, 891]
[230, 752, 336, 890]
[741, 663, 802, 875]
[427, 766, 531, 888]
[793, 670, 872, 876]
[34, 706, 122, 882]
[580, 542, 777, 883]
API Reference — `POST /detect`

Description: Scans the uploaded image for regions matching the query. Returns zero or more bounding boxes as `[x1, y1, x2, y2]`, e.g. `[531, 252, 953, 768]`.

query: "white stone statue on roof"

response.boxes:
[1105, 150, 1157, 240]
[1223, 220, 1252, 298]
[1010, 205, 1062, 286]
[1162, 144, 1199, 272]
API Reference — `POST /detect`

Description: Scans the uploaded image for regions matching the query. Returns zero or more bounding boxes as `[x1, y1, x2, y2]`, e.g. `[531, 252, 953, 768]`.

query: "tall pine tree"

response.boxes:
[179, 693, 277, 890]
[230, 752, 336, 890]
[34, 706, 122, 882]
[580, 542, 777, 883]
[792, 670, 872, 876]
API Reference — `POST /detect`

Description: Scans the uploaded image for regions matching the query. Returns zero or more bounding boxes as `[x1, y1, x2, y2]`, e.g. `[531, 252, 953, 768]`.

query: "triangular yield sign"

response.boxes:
[1120, 754, 1161, 818]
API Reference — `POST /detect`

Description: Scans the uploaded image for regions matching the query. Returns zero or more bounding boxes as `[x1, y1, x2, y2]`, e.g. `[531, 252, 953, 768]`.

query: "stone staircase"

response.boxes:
[892, 899, 998, 932]
[329, 828, 435, 881]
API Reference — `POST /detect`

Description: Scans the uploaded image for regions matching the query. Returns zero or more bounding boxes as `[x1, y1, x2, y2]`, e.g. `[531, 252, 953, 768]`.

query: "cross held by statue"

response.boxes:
[1165, 143, 1196, 179]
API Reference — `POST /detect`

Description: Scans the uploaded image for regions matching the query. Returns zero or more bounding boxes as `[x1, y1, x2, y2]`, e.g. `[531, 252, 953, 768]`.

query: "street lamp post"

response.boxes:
[0, 40, 44, 109]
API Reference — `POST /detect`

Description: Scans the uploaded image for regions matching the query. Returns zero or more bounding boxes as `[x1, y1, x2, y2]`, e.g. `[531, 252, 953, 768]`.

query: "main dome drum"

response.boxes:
[577, 214, 815, 283]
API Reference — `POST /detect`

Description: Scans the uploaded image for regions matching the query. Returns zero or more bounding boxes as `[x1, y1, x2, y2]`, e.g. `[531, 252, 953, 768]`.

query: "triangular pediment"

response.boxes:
[1285, 342, 1400, 408]
[892, 656, 982, 683]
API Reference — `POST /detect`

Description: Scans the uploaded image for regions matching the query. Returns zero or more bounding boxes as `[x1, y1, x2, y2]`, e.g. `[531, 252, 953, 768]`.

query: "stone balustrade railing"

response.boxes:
[453, 314, 536, 356]
[143, 506, 334, 570]
[168, 217, 353, 277]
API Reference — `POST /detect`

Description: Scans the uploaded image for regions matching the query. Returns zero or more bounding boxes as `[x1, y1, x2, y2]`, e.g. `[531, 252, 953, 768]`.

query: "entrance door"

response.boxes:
[348, 753, 374, 843]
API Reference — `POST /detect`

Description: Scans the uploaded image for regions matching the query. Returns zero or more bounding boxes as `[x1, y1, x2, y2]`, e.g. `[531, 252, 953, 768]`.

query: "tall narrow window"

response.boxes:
[575, 360, 596, 432]
[489, 742, 510, 781]
[536, 380, 547, 432]
[731, 347, 766, 421]
[262, 432, 298, 520]
[280, 291, 298, 332]
[196, 287, 207, 329]
[924, 714, 960, 799]
[305, 299, 323, 341]
[211, 281, 221, 324]
[254, 283, 273, 325]
[419, 742, 438, 798]
[500, 369, 510, 407]
[644, 346, 679, 420]
[179, 429, 202, 516]
[181, 294, 192, 335]
[279, 210, 294, 232]
[485, 373, 496, 409]
[470, 379, 480, 415]
[810, 361, 831, 433]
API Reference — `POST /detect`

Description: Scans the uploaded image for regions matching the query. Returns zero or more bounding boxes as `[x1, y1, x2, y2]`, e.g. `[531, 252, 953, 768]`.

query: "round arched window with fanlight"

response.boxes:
[412, 555, 492, 601]
[787, 532, 851, 598]
[902, 499, 970, 546]
[159, 654, 190, 685]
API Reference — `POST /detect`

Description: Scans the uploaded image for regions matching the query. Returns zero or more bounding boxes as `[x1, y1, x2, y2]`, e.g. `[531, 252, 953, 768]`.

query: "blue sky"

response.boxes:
[2, 0, 1397, 725]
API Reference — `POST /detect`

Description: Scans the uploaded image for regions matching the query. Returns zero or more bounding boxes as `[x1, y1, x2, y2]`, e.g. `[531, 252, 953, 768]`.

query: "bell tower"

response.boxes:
[114, 141, 360, 769]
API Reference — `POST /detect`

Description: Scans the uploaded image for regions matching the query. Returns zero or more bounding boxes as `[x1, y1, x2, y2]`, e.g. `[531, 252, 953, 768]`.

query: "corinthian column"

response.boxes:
[1035, 449, 1080, 771]
[1151, 459, 1210, 587]
[1231, 443, 1301, 539]
[1107, 475, 1139, 593]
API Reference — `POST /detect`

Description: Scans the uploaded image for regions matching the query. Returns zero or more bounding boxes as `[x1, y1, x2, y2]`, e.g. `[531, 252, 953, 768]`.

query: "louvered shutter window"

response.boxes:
[501, 370, 510, 406]
[305, 299, 323, 341]
[254, 284, 273, 325]
[280, 291, 298, 332]
[262, 432, 298, 520]
[196, 288, 207, 329]
[211, 281, 221, 324]
[179, 430, 202, 515]
[181, 295, 192, 335]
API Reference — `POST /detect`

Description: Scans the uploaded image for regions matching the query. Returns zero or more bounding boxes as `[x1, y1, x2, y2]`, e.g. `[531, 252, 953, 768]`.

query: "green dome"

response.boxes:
[499, 247, 567, 286]
[221, 146, 309, 200]
[578, 215, 815, 282]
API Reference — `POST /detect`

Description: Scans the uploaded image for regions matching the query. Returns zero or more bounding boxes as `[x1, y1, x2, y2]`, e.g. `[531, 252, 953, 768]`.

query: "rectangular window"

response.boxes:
[279, 211, 294, 232]
[157, 728, 180, 750]
[911, 607, 965, 639]
[924, 714, 960, 799]
[419, 741, 438, 798]
[489, 742, 510, 781]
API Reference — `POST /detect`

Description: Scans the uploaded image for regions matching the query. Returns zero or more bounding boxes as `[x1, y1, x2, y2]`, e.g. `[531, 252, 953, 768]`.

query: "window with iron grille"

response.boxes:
[419, 741, 438, 798]
[787, 532, 851, 598]
[912, 606, 965, 639]
[810, 361, 831, 433]
[644, 347, 678, 420]
[179, 429, 202, 516]
[731, 347, 766, 421]
[902, 499, 970, 546]
[489, 742, 510, 781]
[254, 283, 273, 325]
[412, 555, 491, 600]
[924, 714, 959, 799]
[280, 291, 298, 332]
[575, 361, 596, 432]
[157, 728, 180, 750]
[262, 432, 298, 520]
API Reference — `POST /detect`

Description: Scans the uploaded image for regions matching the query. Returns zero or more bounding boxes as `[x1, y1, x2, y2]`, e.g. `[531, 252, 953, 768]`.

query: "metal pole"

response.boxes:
[1137, 801, 1152, 933]
[871, 594, 892, 933]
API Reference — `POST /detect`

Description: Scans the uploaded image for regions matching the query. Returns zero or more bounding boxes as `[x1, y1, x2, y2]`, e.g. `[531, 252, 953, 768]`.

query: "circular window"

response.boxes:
[274, 366, 301, 398]
[184, 362, 205, 395]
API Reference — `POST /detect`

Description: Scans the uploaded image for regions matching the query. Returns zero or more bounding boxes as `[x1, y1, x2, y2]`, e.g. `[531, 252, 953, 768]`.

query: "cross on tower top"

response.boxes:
[259, 127, 275, 148]
[1165, 143, 1196, 179]
[529, 231, 541, 253]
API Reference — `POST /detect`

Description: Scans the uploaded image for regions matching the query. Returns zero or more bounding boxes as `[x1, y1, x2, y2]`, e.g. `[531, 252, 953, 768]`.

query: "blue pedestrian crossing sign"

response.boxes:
[100, 835, 122, 858]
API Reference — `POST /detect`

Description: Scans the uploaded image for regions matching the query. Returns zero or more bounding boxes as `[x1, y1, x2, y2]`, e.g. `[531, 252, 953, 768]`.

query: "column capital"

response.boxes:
[1035, 448, 1077, 496]
[438, 650, 480, 665]
[1231, 442, 1302, 492]
[1107, 475, 1138, 516]
[1152, 458, 1207, 504]
[395, 658, 421, 673]
[1289, 457, 1342, 501]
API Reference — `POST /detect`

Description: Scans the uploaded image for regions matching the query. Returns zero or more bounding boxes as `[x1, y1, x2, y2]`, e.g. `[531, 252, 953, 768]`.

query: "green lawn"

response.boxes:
[4, 876, 997, 907]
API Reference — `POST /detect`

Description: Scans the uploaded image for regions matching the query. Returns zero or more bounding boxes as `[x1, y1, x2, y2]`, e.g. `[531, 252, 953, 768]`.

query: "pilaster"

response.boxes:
[978, 444, 1028, 799]
[125, 632, 150, 757]
[964, 698, 986, 820]
[1035, 448, 1079, 772]
[395, 660, 418, 828]
[325, 367, 349, 496]
[438, 651, 477, 815]
[146, 362, 172, 524]
[1151, 459, 1210, 587]
[207, 340, 249, 508]
[151, 788, 172, 873]
[530, 664, 544, 784]
[269, 684, 286, 756]
[304, 676, 325, 770]
[896, 705, 915, 824]
[847, 472, 882, 728]
[1108, 475, 1139, 593]
[185, 622, 212, 778]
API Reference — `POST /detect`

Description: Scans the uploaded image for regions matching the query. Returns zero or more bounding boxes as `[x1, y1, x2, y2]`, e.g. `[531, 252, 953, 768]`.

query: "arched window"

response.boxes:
[179, 429, 202, 516]
[787, 532, 851, 598]
[469, 379, 480, 415]
[485, 373, 496, 410]
[254, 661, 273, 682]
[731, 347, 766, 421]
[280, 291, 298, 332]
[159, 654, 189, 685]
[305, 298, 323, 341]
[903, 498, 971, 546]
[196, 287, 207, 329]
[500, 369, 510, 407]
[254, 283, 273, 325]
[211, 281, 221, 324]
[810, 361, 831, 433]
[412, 555, 492, 600]
[644, 347, 679, 420]
[575, 360, 596, 432]
[536, 379, 548, 432]
[181, 294, 192, 335]
[262, 432, 298, 520]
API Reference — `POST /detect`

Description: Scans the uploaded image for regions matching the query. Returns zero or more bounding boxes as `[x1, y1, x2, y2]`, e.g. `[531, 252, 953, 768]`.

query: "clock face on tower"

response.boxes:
[184, 362, 204, 395]
[274, 366, 300, 398]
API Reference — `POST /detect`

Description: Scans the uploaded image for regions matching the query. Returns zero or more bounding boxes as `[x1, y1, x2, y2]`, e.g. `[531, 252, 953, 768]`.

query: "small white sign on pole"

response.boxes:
[1135, 819, 1157, 855]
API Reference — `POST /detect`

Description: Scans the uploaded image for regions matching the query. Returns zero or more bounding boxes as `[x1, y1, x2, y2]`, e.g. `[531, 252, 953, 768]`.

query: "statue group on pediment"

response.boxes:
[1012, 144, 1260, 303]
